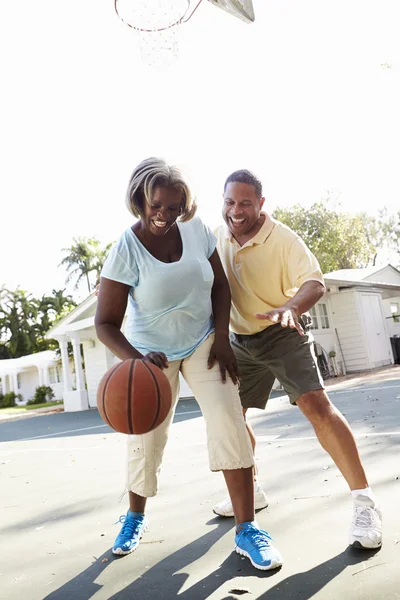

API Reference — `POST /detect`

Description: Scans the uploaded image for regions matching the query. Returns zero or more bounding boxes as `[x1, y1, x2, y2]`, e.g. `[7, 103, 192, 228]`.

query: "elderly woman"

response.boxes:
[95, 157, 282, 571]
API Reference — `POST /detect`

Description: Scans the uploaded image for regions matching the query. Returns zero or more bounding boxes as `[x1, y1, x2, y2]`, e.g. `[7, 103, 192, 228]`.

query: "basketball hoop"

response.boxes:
[114, 0, 204, 68]
[114, 0, 254, 68]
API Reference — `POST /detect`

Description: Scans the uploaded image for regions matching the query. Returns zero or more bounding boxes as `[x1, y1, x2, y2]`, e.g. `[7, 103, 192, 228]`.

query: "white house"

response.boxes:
[4, 263, 396, 413]
[0, 350, 64, 404]
[310, 264, 400, 376]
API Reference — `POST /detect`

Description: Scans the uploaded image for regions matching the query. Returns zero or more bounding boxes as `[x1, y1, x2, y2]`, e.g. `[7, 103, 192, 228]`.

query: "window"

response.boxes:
[309, 306, 319, 329]
[49, 366, 61, 384]
[391, 303, 399, 324]
[318, 303, 330, 329]
[49, 367, 57, 384]
[309, 303, 330, 330]
[17, 374, 21, 389]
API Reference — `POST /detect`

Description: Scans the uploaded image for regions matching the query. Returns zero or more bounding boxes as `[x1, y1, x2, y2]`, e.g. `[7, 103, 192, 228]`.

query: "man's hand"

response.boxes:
[142, 352, 169, 370]
[255, 307, 304, 336]
[207, 335, 239, 384]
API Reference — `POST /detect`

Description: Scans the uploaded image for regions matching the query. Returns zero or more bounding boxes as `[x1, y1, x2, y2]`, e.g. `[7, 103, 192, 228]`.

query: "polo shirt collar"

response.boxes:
[223, 213, 275, 246]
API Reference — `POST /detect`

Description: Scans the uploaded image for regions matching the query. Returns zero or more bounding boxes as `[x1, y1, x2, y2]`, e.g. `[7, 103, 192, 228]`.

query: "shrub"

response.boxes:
[0, 391, 18, 408]
[27, 385, 55, 405]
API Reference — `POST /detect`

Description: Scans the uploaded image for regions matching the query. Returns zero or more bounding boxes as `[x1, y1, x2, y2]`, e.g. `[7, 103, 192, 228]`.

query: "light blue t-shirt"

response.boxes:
[101, 216, 217, 361]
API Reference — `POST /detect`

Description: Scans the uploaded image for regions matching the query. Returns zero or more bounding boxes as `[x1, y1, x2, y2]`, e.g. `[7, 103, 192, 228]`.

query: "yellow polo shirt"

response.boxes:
[215, 214, 324, 335]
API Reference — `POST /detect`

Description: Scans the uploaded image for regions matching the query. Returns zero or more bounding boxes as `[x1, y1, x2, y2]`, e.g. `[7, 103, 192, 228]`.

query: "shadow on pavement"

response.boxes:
[43, 516, 380, 600]
[255, 547, 381, 600]
[43, 517, 232, 600]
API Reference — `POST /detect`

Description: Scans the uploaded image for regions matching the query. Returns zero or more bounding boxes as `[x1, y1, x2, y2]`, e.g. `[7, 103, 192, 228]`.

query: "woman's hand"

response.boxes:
[143, 352, 169, 370]
[207, 334, 239, 384]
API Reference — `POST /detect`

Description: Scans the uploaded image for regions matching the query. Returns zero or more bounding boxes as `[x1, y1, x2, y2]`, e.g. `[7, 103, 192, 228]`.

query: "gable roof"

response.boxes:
[45, 293, 97, 339]
[0, 350, 59, 375]
[324, 264, 400, 284]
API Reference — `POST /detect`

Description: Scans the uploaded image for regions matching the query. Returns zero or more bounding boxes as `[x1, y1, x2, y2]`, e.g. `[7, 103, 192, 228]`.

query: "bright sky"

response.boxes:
[1, 0, 399, 300]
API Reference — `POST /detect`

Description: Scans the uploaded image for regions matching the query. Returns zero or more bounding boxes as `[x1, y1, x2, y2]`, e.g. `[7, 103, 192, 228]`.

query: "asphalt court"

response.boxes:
[1, 376, 399, 599]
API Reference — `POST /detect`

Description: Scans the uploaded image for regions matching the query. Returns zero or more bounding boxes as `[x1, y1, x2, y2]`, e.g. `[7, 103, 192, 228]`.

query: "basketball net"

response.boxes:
[115, 0, 202, 68]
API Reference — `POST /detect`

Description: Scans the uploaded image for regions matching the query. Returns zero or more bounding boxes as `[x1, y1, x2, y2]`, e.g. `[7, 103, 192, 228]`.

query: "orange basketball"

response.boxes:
[97, 359, 172, 435]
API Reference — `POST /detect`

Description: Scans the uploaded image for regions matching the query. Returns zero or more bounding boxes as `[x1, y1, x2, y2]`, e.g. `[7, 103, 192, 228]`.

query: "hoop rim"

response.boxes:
[114, 0, 204, 32]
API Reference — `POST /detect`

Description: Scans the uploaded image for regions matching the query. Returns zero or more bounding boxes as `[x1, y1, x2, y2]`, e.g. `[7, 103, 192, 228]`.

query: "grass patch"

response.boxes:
[0, 400, 63, 414]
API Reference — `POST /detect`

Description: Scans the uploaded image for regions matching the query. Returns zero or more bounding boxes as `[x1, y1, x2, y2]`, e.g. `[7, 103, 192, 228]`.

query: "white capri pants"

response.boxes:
[127, 334, 254, 497]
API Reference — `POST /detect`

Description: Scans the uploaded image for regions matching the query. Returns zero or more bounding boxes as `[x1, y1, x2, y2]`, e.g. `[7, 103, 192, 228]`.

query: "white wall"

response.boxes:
[50, 382, 64, 401]
[82, 335, 114, 409]
[15, 366, 63, 404]
[364, 267, 400, 285]
[329, 290, 370, 373]
[383, 295, 400, 338]
[307, 297, 345, 375]
[358, 292, 393, 369]
[309, 298, 336, 354]
[17, 367, 39, 402]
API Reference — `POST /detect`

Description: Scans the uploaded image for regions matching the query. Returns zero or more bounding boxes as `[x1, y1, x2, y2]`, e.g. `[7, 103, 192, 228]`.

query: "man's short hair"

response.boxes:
[224, 170, 263, 198]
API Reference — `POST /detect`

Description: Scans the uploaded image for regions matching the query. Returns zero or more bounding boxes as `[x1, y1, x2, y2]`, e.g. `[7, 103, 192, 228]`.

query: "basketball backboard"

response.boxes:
[207, 0, 255, 24]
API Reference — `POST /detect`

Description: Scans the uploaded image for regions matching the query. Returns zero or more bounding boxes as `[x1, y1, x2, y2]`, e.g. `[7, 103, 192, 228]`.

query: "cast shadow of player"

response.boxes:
[44, 517, 379, 600]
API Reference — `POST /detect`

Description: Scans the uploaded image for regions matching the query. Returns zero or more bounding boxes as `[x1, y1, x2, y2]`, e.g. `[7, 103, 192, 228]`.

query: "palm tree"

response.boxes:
[0, 288, 39, 358]
[40, 289, 76, 321]
[59, 237, 103, 293]
[92, 242, 114, 286]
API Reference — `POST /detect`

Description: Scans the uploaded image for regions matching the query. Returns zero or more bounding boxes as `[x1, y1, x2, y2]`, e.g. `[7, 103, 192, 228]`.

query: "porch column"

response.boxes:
[11, 371, 18, 393]
[42, 364, 50, 386]
[55, 336, 73, 393]
[38, 367, 44, 386]
[1, 373, 9, 394]
[69, 333, 86, 392]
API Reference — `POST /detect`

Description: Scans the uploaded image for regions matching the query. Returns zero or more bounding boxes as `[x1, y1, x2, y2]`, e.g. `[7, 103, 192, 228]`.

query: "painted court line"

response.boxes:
[257, 431, 400, 443]
[19, 424, 109, 441]
[329, 385, 400, 394]
[3, 409, 202, 443]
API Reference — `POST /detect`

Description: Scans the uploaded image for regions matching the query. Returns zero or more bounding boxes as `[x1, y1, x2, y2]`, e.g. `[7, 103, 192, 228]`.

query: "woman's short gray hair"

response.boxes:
[126, 157, 197, 222]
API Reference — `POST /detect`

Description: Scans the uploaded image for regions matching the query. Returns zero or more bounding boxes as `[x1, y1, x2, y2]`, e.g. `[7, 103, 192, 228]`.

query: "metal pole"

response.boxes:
[335, 328, 347, 375]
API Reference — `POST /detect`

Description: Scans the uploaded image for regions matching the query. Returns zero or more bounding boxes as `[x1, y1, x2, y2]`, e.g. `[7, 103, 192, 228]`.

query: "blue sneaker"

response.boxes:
[235, 522, 283, 570]
[112, 511, 148, 556]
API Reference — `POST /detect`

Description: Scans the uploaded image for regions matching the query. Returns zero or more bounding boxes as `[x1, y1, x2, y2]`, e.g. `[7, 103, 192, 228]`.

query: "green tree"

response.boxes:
[59, 237, 113, 292]
[272, 200, 379, 273]
[0, 288, 76, 359]
[379, 209, 400, 267]
[0, 287, 39, 358]
[35, 289, 77, 352]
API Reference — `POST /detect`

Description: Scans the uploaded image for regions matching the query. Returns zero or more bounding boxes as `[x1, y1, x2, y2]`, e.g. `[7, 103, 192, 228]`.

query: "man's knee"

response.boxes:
[296, 389, 334, 422]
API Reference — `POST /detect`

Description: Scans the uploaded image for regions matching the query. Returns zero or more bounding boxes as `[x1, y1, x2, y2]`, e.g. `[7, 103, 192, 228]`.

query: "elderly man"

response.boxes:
[212, 169, 382, 551]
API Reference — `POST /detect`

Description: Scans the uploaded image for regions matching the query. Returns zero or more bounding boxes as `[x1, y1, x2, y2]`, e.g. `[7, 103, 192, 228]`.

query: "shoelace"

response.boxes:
[242, 525, 273, 549]
[354, 507, 377, 529]
[115, 514, 142, 538]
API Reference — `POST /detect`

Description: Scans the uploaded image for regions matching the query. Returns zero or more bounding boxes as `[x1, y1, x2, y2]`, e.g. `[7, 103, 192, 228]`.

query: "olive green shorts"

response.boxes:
[230, 315, 324, 409]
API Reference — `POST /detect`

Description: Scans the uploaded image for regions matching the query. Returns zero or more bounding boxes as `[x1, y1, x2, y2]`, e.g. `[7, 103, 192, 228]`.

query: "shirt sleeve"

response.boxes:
[101, 237, 139, 288]
[201, 220, 217, 258]
[284, 238, 324, 297]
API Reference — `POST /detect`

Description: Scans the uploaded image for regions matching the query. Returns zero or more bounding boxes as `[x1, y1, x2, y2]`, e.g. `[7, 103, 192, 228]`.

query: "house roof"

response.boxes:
[0, 350, 59, 375]
[45, 293, 97, 339]
[323, 276, 400, 291]
[324, 264, 400, 283]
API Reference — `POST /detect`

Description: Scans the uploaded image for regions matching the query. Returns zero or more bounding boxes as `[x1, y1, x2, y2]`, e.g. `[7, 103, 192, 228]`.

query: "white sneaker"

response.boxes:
[213, 481, 269, 518]
[349, 495, 382, 549]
